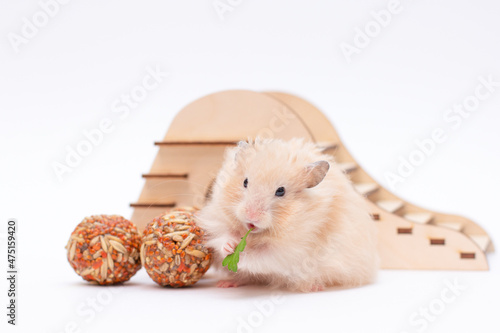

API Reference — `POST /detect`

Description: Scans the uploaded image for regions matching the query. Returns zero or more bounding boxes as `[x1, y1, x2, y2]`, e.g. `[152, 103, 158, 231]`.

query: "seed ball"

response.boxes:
[66, 215, 142, 285]
[141, 207, 213, 287]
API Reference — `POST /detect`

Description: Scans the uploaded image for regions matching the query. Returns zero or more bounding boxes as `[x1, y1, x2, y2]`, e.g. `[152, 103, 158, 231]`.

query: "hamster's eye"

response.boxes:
[275, 187, 285, 197]
[243, 178, 248, 188]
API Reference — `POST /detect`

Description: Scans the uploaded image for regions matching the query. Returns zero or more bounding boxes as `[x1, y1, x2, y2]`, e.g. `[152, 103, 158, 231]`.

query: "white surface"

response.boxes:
[1, 0, 500, 332]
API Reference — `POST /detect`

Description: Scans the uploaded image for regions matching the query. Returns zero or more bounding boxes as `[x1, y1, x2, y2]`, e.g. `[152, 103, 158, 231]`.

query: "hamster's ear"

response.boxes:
[237, 140, 250, 150]
[303, 161, 330, 188]
[234, 140, 252, 163]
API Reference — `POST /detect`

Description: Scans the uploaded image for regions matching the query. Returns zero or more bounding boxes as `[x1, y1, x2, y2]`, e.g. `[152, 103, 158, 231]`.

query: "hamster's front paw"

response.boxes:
[221, 240, 239, 256]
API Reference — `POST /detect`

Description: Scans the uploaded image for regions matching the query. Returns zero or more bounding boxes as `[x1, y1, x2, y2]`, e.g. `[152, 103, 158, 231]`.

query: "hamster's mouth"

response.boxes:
[246, 223, 258, 231]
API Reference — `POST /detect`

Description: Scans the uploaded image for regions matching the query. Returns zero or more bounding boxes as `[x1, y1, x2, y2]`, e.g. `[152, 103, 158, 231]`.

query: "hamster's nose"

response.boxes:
[245, 209, 261, 223]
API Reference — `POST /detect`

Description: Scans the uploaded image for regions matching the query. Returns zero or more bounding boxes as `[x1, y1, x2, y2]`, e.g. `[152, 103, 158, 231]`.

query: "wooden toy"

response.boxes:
[130, 90, 493, 270]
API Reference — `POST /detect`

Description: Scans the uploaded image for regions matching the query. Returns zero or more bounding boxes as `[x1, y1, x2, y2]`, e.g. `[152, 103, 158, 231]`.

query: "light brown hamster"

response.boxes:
[196, 138, 378, 292]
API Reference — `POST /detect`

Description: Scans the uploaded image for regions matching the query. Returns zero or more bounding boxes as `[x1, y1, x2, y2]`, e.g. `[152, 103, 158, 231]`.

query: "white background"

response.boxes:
[1, 0, 500, 332]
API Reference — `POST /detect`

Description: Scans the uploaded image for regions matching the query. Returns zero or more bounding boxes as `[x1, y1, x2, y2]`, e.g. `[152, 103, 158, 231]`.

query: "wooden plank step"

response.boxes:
[469, 235, 491, 252]
[142, 173, 188, 179]
[337, 162, 357, 173]
[154, 140, 336, 150]
[130, 202, 176, 208]
[353, 183, 379, 196]
[434, 221, 464, 232]
[377, 200, 404, 213]
[316, 141, 338, 151]
[404, 212, 434, 224]
[155, 141, 237, 146]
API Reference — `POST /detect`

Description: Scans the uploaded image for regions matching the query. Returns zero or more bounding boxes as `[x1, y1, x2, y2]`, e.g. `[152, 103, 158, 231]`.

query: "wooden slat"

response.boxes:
[435, 221, 464, 232]
[397, 227, 413, 234]
[316, 141, 338, 151]
[404, 212, 433, 224]
[469, 235, 491, 252]
[337, 162, 357, 174]
[460, 252, 476, 259]
[155, 141, 237, 146]
[142, 173, 188, 179]
[353, 183, 379, 196]
[154, 140, 336, 149]
[130, 202, 176, 208]
[377, 200, 404, 213]
[430, 238, 445, 245]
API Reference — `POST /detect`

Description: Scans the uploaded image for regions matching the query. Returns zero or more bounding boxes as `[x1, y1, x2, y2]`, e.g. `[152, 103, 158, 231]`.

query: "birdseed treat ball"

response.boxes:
[141, 207, 213, 287]
[66, 215, 142, 285]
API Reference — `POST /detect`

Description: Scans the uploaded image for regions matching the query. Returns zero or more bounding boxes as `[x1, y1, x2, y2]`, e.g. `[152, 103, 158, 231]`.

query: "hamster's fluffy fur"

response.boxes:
[196, 138, 378, 292]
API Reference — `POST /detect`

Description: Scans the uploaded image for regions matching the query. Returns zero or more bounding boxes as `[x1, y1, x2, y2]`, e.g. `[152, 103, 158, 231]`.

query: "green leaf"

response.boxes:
[222, 228, 253, 273]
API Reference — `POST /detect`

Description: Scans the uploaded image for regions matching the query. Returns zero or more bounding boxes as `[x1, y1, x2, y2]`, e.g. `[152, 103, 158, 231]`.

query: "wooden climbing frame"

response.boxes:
[130, 90, 493, 270]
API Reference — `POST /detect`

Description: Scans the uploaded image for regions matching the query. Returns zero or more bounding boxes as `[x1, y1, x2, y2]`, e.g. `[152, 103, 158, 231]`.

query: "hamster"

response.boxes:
[196, 138, 378, 292]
